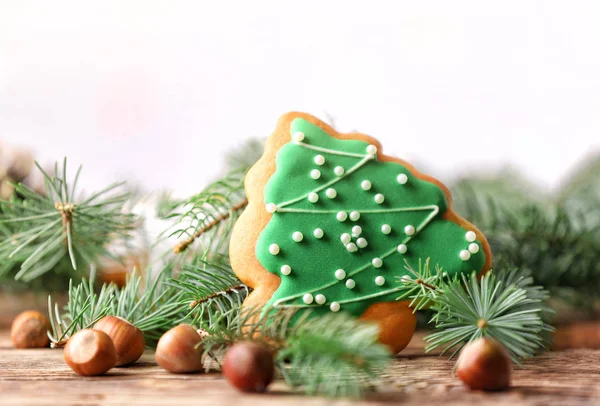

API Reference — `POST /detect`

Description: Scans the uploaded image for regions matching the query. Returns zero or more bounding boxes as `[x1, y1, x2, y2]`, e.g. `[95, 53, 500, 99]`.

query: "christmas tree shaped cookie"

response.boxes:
[230, 112, 492, 353]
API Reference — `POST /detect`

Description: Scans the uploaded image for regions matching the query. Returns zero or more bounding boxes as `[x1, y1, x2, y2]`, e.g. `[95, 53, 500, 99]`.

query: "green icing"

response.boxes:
[256, 118, 485, 317]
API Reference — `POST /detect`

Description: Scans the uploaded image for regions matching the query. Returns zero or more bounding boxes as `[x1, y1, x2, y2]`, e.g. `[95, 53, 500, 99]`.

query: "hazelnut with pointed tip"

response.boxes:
[93, 315, 145, 366]
[155, 324, 205, 373]
[64, 329, 117, 376]
[222, 341, 274, 393]
[11, 310, 51, 349]
[455, 337, 512, 391]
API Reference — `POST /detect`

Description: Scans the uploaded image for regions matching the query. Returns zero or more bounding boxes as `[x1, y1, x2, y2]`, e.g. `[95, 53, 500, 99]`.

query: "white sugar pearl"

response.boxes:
[374, 194, 385, 204]
[280, 265, 291, 276]
[314, 155, 325, 165]
[336, 211, 348, 222]
[397, 244, 408, 254]
[356, 238, 368, 248]
[335, 269, 346, 280]
[469, 243, 480, 254]
[292, 131, 305, 142]
[349, 211, 360, 221]
[352, 225, 362, 237]
[375, 276, 385, 286]
[313, 228, 324, 239]
[303, 293, 314, 304]
[404, 225, 415, 236]
[266, 203, 277, 213]
[460, 250, 471, 261]
[345, 279, 356, 289]
[381, 224, 391, 234]
[326, 188, 337, 199]
[310, 169, 321, 179]
[340, 233, 351, 244]
[366, 145, 377, 155]
[465, 231, 477, 242]
[397, 173, 408, 184]
[315, 294, 326, 305]
[361, 180, 372, 190]
[334, 166, 345, 176]
[330, 302, 341, 312]
[346, 243, 358, 252]
[269, 244, 280, 255]
[400, 275, 412, 283]
[308, 192, 319, 203]
[372, 258, 383, 268]
[292, 231, 303, 242]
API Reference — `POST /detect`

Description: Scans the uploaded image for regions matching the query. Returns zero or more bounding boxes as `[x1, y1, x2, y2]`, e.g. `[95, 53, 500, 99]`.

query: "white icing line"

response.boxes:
[293, 141, 369, 158]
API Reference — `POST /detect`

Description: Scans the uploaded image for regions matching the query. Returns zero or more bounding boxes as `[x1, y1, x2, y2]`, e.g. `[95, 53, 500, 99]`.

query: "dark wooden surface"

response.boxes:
[1, 330, 599, 406]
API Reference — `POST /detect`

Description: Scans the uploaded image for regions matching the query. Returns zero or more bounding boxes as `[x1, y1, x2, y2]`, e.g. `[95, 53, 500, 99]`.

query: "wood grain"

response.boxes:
[0, 330, 599, 406]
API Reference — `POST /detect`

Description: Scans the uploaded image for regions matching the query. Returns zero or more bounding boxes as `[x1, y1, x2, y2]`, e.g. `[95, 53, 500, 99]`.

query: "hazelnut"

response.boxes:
[11, 310, 50, 349]
[64, 329, 117, 376]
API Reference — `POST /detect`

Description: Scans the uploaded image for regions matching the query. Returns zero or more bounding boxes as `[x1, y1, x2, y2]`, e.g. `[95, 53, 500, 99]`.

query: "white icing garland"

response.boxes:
[269, 131, 472, 312]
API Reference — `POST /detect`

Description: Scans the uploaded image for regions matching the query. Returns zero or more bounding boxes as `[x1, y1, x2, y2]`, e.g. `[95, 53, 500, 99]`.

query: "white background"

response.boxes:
[1, 1, 599, 197]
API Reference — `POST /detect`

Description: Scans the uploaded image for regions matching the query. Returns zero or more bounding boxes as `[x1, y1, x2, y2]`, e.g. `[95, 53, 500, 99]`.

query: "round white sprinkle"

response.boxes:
[397, 244, 408, 254]
[361, 180, 372, 190]
[330, 302, 341, 312]
[334, 166, 345, 176]
[366, 145, 377, 155]
[303, 293, 314, 304]
[292, 231, 304, 242]
[345, 279, 356, 289]
[266, 202, 277, 213]
[292, 131, 305, 142]
[372, 258, 383, 268]
[404, 225, 415, 236]
[336, 211, 348, 222]
[313, 228, 324, 239]
[335, 269, 346, 280]
[340, 233, 351, 244]
[308, 192, 319, 203]
[374, 193, 385, 204]
[346, 243, 358, 252]
[325, 188, 337, 199]
[314, 155, 325, 165]
[269, 244, 280, 255]
[349, 211, 361, 221]
[381, 224, 391, 234]
[356, 238, 368, 248]
[397, 173, 408, 185]
[315, 294, 326, 305]
[460, 250, 471, 261]
[468, 243, 480, 254]
[375, 276, 385, 286]
[310, 169, 321, 180]
[351, 225, 362, 237]
[465, 231, 477, 242]
[280, 265, 291, 276]
[400, 275, 412, 283]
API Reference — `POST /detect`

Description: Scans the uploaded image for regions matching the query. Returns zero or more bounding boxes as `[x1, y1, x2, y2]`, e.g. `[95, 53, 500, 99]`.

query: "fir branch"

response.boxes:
[169, 257, 250, 330]
[166, 167, 247, 256]
[0, 158, 137, 282]
[452, 179, 600, 302]
[200, 307, 391, 398]
[48, 264, 188, 348]
[173, 198, 247, 254]
[397, 260, 552, 363]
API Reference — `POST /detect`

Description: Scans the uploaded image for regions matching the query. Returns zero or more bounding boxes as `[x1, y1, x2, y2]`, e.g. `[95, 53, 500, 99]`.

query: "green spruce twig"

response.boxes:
[0, 158, 137, 282]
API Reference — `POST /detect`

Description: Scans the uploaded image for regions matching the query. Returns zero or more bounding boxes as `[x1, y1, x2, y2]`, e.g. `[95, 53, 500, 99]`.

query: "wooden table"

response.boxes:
[1, 330, 599, 406]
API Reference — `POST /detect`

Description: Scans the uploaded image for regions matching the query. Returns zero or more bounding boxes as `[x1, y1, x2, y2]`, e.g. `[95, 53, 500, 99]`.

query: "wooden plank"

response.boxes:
[1, 330, 599, 406]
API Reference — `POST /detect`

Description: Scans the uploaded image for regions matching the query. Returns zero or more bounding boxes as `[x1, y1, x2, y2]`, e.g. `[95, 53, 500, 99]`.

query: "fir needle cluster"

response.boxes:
[0, 159, 136, 282]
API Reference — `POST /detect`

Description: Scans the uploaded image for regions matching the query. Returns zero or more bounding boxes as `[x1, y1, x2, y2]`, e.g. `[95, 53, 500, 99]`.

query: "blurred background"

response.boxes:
[1, 1, 598, 197]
